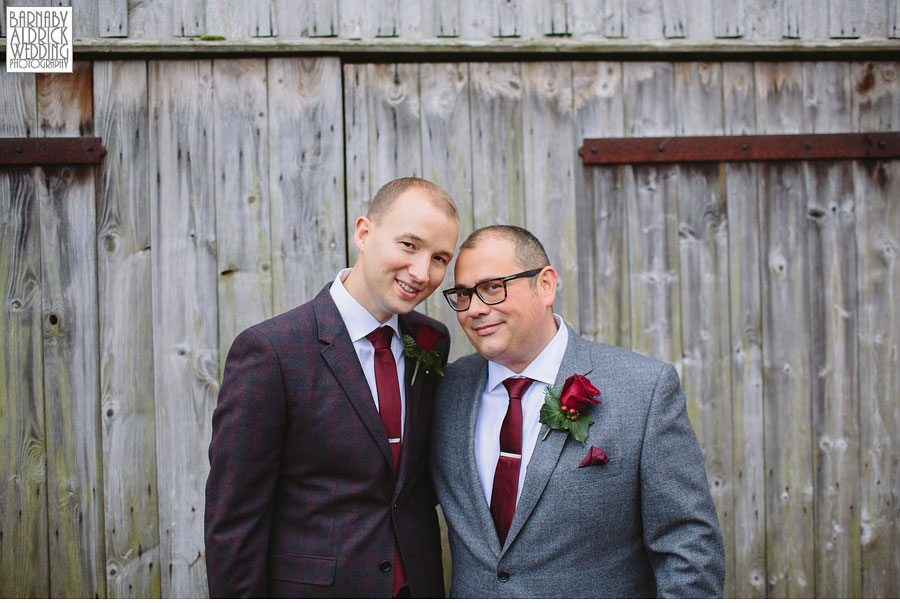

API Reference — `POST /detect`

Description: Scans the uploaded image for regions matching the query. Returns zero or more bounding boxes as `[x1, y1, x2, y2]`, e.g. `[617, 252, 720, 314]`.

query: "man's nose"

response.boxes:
[408, 253, 429, 283]
[466, 292, 490, 317]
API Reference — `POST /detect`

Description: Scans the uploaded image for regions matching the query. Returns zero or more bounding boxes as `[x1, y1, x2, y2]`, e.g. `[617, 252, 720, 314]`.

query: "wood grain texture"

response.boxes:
[213, 58, 272, 372]
[744, 0, 783, 40]
[722, 61, 766, 599]
[829, 0, 861, 38]
[572, 61, 628, 346]
[205, 0, 249, 38]
[175, 0, 204, 36]
[852, 60, 900, 598]
[99, 0, 128, 37]
[803, 61, 861, 598]
[126, 0, 174, 39]
[248, 0, 275, 37]
[418, 62, 471, 358]
[568, 0, 625, 37]
[623, 62, 682, 369]
[268, 58, 345, 314]
[714, 0, 744, 38]
[93, 60, 160, 599]
[435, 0, 459, 37]
[36, 63, 105, 599]
[522, 62, 579, 331]
[755, 61, 815, 598]
[627, 0, 665, 39]
[673, 59, 734, 598]
[148, 59, 216, 598]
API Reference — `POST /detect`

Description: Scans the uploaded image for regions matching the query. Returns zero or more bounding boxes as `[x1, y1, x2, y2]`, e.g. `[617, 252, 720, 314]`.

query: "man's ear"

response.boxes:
[538, 266, 558, 308]
[353, 215, 373, 254]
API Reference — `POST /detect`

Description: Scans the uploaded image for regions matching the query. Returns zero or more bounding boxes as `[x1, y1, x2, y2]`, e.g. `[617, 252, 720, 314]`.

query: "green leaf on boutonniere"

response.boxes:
[539, 384, 595, 447]
[403, 333, 445, 385]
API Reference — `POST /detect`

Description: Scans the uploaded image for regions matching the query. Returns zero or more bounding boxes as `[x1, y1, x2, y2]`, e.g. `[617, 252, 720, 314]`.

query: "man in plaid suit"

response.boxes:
[205, 178, 459, 597]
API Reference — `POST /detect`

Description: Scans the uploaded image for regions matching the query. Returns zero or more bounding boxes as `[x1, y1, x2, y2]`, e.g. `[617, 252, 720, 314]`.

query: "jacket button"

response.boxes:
[497, 570, 510, 582]
[379, 560, 392, 572]
[393, 503, 399, 509]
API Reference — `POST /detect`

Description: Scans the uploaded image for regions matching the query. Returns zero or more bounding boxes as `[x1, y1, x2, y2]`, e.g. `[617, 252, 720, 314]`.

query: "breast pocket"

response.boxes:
[268, 552, 336, 586]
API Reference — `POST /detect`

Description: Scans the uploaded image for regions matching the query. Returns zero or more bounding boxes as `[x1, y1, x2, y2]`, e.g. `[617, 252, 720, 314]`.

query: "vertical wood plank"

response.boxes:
[661, 0, 687, 38]
[340, 0, 365, 39]
[0, 66, 47, 598]
[213, 59, 272, 372]
[175, 0, 205, 36]
[248, 0, 275, 37]
[344, 62, 372, 246]
[495, 0, 519, 37]
[569, 0, 625, 37]
[435, 0, 459, 36]
[309, 0, 338, 36]
[673, 60, 735, 598]
[852, 60, 900, 599]
[272, 0, 309, 37]
[722, 61, 766, 599]
[345, 63, 422, 266]
[127, 0, 175, 39]
[802, 61, 861, 599]
[572, 61, 628, 346]
[457, 0, 492, 37]
[714, 0, 744, 38]
[70, 0, 99, 40]
[860, 0, 888, 38]
[37, 63, 105, 598]
[398, 0, 423, 37]
[623, 62, 682, 368]
[99, 0, 128, 37]
[891, 2, 900, 38]
[205, 0, 249, 38]
[148, 59, 216, 598]
[543, 0, 567, 35]
[522, 62, 579, 330]
[784, 0, 828, 39]
[627, 0, 665, 39]
[419, 62, 472, 357]
[93, 60, 161, 599]
[755, 61, 815, 599]
[268, 58, 345, 314]
[829, 0, 861, 38]
[376, 0, 399, 36]
[744, 0, 783, 39]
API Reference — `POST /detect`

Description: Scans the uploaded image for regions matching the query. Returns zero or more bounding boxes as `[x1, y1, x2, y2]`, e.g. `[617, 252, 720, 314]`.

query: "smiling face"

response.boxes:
[344, 187, 459, 323]
[453, 235, 558, 373]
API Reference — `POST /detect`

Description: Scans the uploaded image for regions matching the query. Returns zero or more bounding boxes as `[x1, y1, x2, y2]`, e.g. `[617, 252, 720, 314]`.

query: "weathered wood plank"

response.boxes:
[572, 61, 628, 346]
[744, 0, 783, 39]
[458, 0, 492, 38]
[469, 62, 525, 230]
[673, 59, 735, 598]
[755, 61, 815, 599]
[148, 59, 216, 598]
[205, 0, 248, 39]
[36, 62, 105, 598]
[829, 0, 862, 38]
[543, 0, 567, 36]
[627, 0, 665, 39]
[346, 62, 422, 268]
[398, 0, 423, 38]
[93, 59, 160, 599]
[623, 62, 681, 369]
[99, 0, 128, 37]
[418, 62, 472, 357]
[0, 65, 47, 599]
[522, 62, 579, 331]
[272, 0, 309, 37]
[213, 59, 272, 373]
[802, 60, 861, 599]
[891, 2, 900, 38]
[435, 0, 459, 37]
[783, 0, 827, 39]
[0, 166, 47, 598]
[376, 0, 399, 37]
[339, 0, 365, 39]
[126, 0, 174, 39]
[268, 58, 345, 314]
[713, 0, 744, 38]
[722, 60, 766, 599]
[175, 0, 204, 36]
[852, 60, 900, 599]
[309, 0, 337, 36]
[495, 0, 519, 37]
[343, 62, 371, 247]
[69, 0, 99, 40]
[661, 0, 687, 38]
[248, 0, 274, 37]
[569, 0, 625, 37]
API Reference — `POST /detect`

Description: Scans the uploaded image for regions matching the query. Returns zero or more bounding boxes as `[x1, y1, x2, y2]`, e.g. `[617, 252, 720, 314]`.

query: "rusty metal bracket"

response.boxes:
[0, 137, 106, 166]
[579, 132, 900, 165]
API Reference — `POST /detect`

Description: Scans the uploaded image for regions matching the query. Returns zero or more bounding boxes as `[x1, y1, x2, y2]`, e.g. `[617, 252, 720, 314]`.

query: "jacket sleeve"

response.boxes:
[205, 327, 286, 597]
[639, 363, 726, 598]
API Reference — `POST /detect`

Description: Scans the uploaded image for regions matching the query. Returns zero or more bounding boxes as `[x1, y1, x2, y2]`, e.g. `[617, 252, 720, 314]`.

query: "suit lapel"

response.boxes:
[314, 289, 394, 470]
[395, 315, 423, 490]
[502, 327, 594, 553]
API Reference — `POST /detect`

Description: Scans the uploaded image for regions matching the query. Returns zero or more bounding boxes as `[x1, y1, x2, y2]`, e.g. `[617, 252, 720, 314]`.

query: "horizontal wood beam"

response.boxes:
[0, 138, 106, 165]
[579, 133, 900, 165]
[0, 38, 898, 61]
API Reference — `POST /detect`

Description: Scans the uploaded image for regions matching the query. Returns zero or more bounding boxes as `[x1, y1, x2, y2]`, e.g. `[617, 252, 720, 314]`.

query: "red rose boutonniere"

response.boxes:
[402, 324, 445, 385]
[539, 374, 601, 447]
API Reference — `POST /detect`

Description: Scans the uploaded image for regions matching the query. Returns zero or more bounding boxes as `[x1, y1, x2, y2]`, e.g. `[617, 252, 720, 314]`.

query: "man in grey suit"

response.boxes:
[430, 225, 725, 598]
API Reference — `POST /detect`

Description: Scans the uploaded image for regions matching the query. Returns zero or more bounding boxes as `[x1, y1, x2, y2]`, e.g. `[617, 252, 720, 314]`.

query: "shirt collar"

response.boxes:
[329, 268, 400, 343]
[486, 315, 568, 393]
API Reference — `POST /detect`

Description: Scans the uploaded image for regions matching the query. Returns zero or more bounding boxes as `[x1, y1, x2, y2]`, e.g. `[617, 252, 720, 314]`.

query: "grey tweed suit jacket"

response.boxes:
[430, 325, 725, 598]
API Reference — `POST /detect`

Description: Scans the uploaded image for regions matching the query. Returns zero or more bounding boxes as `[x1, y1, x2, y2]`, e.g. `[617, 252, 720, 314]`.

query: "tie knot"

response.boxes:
[366, 326, 394, 350]
[503, 377, 533, 400]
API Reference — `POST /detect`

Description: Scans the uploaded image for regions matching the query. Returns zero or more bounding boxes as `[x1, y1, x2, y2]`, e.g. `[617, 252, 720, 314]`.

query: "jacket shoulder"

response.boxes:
[403, 309, 450, 338]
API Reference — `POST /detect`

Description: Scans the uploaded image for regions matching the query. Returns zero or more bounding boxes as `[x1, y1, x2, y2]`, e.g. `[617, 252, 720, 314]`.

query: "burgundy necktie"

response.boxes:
[366, 326, 405, 595]
[490, 377, 534, 546]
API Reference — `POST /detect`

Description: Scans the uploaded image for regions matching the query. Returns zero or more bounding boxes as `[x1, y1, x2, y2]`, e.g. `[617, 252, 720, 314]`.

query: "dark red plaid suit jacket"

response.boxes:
[205, 285, 448, 597]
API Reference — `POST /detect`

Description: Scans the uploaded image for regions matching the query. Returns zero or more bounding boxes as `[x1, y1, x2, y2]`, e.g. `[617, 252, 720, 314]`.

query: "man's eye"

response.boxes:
[457, 290, 472, 300]
[484, 283, 503, 292]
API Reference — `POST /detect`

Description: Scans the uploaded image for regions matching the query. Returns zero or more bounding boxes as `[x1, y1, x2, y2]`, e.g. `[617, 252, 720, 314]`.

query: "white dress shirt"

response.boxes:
[474, 316, 568, 507]
[329, 268, 407, 438]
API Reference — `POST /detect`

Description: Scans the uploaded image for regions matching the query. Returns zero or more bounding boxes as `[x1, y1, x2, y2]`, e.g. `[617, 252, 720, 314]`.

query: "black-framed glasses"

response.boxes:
[442, 268, 543, 311]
